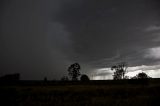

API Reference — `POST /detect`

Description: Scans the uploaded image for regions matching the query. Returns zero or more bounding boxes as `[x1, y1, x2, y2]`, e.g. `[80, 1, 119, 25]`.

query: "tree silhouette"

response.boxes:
[130, 72, 151, 85]
[131, 72, 151, 79]
[111, 62, 127, 80]
[67, 63, 81, 81]
[80, 74, 90, 81]
[137, 72, 150, 79]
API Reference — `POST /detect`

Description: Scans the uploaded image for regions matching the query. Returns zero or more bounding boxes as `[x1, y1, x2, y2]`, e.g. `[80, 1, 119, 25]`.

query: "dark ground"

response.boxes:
[0, 79, 160, 106]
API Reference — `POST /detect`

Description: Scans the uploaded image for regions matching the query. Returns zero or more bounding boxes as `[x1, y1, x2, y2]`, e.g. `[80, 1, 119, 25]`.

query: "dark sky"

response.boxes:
[1, 0, 160, 80]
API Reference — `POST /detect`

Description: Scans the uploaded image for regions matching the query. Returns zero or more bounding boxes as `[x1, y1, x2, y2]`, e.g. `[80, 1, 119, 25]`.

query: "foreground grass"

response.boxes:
[0, 81, 160, 106]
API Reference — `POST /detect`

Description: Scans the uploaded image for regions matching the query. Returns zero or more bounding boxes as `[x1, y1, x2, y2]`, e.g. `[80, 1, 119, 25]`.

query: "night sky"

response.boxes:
[1, 0, 160, 80]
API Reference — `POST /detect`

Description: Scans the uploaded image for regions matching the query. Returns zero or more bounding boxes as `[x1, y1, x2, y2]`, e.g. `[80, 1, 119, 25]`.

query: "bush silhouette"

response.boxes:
[137, 72, 150, 79]
[130, 72, 151, 85]
[131, 72, 151, 79]
[80, 74, 90, 81]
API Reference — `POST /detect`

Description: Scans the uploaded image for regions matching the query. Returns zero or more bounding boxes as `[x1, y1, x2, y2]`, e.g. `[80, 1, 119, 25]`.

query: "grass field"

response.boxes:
[0, 79, 160, 106]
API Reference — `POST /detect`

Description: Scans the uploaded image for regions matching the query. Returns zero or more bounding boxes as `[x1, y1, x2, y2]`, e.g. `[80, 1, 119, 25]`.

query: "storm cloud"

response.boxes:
[54, 0, 160, 63]
[1, 0, 160, 80]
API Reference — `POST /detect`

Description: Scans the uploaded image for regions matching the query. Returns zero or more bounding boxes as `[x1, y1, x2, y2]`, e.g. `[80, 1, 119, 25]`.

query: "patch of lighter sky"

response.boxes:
[125, 70, 143, 78]
[144, 46, 160, 59]
[92, 75, 113, 80]
[91, 65, 160, 80]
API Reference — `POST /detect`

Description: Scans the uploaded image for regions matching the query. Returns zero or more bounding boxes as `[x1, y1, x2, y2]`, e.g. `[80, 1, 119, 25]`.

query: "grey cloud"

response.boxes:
[144, 46, 160, 60]
[1, 0, 160, 79]
[145, 25, 160, 32]
[0, 0, 74, 80]
[54, 0, 160, 65]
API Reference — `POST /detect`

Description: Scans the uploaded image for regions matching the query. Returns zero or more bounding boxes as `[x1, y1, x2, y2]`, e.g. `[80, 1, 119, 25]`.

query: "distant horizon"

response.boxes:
[0, 64, 159, 80]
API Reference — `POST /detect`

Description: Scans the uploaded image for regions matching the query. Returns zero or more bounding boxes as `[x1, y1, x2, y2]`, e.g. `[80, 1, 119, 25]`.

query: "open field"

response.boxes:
[0, 79, 160, 106]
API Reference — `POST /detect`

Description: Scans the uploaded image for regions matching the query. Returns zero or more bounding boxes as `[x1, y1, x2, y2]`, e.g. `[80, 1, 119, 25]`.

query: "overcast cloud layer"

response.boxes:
[1, 0, 160, 80]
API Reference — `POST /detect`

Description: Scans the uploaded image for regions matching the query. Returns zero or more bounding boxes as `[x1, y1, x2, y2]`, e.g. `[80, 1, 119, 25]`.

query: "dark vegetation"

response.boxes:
[111, 62, 128, 80]
[0, 63, 158, 106]
[0, 73, 20, 81]
[131, 72, 151, 79]
[0, 79, 160, 106]
[67, 63, 81, 81]
[80, 74, 90, 81]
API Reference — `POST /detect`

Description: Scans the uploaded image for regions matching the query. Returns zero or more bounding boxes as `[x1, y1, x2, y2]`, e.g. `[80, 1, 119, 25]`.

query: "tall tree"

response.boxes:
[67, 63, 81, 81]
[111, 62, 127, 80]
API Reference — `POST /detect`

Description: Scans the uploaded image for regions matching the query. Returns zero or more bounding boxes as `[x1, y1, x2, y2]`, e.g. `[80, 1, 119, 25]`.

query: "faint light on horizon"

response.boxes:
[90, 65, 160, 80]
[126, 70, 143, 78]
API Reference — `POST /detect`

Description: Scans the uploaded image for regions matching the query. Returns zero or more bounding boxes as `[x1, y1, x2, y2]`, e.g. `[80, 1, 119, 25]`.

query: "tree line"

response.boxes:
[0, 62, 151, 81]
[111, 62, 151, 80]
[62, 62, 151, 81]
[61, 63, 90, 81]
